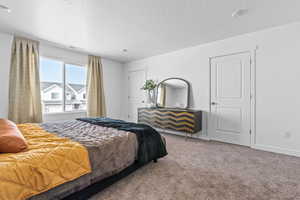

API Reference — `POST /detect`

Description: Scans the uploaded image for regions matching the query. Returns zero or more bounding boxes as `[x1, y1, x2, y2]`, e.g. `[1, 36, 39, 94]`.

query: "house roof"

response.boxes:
[41, 82, 85, 93]
[41, 82, 59, 91]
[69, 83, 86, 93]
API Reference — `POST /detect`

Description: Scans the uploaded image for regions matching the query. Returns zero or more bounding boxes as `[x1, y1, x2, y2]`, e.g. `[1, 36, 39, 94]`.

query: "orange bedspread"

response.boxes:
[0, 124, 91, 200]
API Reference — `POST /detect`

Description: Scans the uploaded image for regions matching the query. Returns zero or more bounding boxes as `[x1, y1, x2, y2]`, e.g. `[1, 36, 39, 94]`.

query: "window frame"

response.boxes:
[40, 56, 87, 115]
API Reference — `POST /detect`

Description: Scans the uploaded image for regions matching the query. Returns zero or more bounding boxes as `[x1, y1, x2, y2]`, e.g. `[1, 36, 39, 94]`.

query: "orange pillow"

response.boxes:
[0, 119, 28, 153]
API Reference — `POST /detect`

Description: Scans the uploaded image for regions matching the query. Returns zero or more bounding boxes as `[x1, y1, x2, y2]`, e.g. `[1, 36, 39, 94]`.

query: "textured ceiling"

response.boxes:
[1, 0, 300, 62]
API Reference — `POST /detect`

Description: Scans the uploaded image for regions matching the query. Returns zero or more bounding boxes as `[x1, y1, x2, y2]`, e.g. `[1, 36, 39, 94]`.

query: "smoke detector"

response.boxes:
[232, 9, 248, 18]
[0, 4, 11, 13]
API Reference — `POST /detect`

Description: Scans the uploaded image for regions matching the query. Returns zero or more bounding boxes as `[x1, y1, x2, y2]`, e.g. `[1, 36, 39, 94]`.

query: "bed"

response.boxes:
[0, 118, 167, 200]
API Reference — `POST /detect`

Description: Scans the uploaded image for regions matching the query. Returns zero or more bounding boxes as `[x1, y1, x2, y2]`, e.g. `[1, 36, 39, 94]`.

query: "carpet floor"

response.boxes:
[90, 133, 300, 200]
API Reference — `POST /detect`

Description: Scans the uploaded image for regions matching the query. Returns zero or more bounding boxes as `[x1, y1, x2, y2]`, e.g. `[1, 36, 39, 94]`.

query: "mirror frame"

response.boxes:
[156, 77, 190, 109]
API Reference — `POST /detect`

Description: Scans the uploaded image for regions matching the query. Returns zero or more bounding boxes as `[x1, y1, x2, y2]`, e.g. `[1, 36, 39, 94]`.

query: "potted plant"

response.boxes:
[141, 79, 157, 107]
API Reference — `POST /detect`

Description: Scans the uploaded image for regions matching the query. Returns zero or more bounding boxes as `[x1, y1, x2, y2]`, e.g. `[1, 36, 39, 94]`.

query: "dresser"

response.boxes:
[138, 107, 202, 134]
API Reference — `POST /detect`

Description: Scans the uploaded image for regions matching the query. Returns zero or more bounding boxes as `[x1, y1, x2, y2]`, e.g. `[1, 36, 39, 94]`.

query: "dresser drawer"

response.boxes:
[138, 108, 202, 134]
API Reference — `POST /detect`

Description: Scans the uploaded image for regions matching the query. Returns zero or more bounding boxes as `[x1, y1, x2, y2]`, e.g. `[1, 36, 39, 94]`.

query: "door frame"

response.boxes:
[127, 67, 147, 121]
[208, 48, 257, 147]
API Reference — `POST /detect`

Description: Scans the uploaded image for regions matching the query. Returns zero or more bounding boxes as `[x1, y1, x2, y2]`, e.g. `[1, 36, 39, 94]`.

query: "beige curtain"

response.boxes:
[87, 55, 106, 117]
[8, 37, 43, 123]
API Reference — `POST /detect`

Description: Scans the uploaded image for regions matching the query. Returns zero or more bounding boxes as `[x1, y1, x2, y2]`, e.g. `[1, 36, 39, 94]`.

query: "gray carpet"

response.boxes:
[90, 133, 300, 200]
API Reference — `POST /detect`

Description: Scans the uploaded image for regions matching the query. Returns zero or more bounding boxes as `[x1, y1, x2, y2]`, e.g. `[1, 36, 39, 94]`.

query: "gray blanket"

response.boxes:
[30, 120, 138, 200]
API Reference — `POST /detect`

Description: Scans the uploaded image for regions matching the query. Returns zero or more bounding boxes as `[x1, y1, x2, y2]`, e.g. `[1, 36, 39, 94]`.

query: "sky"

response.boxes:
[40, 58, 87, 85]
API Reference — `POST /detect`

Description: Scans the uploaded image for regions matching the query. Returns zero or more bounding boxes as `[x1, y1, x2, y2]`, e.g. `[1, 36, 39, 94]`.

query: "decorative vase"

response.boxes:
[145, 89, 156, 107]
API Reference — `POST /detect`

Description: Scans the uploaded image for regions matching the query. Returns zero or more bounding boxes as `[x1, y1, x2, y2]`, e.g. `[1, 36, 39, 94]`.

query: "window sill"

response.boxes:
[43, 111, 87, 116]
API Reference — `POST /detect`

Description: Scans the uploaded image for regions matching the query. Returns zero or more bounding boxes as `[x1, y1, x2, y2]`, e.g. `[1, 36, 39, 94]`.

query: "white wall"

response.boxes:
[0, 32, 124, 121]
[124, 22, 300, 157]
[102, 58, 124, 120]
[0, 33, 12, 118]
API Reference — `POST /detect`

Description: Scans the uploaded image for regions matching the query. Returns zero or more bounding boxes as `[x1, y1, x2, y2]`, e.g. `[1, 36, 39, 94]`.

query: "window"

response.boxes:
[51, 92, 60, 99]
[65, 64, 87, 112]
[40, 57, 87, 114]
[40, 58, 63, 113]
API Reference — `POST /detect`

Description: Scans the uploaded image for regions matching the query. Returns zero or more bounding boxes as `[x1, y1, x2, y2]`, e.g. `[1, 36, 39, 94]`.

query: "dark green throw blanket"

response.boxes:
[77, 118, 167, 164]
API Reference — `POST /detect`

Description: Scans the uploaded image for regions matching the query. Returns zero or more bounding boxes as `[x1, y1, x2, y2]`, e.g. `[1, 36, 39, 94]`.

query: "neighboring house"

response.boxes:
[41, 82, 86, 113]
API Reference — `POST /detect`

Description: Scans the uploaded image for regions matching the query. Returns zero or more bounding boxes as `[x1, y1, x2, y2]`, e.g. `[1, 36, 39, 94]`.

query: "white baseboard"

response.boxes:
[156, 127, 300, 157]
[252, 144, 300, 158]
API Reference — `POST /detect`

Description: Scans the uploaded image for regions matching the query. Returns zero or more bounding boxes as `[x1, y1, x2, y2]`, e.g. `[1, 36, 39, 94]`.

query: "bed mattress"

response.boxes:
[30, 120, 139, 200]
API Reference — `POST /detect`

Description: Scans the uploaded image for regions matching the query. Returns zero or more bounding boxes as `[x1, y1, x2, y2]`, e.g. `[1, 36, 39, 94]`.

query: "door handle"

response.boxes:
[211, 102, 218, 105]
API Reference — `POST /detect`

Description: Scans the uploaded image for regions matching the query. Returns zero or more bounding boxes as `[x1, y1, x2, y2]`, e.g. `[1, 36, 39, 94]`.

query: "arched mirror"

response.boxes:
[156, 78, 190, 109]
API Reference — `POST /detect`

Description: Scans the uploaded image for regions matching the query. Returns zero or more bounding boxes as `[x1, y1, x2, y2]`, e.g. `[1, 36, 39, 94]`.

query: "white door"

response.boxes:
[210, 52, 251, 146]
[128, 69, 146, 122]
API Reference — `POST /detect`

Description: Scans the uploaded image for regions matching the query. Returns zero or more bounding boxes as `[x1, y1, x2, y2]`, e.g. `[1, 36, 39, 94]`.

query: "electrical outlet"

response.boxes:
[284, 131, 291, 139]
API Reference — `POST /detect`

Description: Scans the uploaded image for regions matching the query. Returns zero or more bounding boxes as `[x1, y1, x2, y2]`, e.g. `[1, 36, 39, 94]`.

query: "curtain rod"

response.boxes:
[0, 29, 122, 63]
